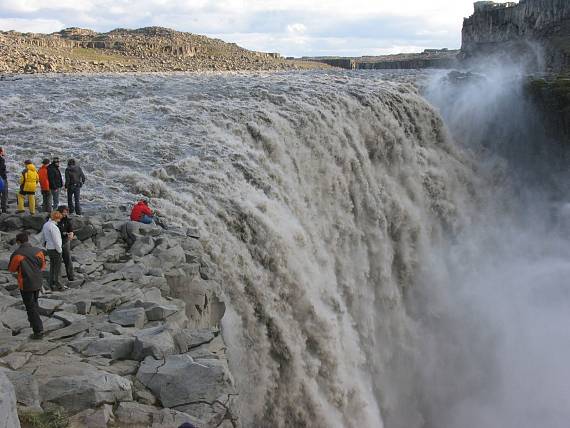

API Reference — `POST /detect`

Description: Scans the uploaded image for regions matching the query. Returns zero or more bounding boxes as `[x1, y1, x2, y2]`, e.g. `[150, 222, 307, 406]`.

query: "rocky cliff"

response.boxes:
[0, 26, 324, 74]
[462, 0, 570, 71]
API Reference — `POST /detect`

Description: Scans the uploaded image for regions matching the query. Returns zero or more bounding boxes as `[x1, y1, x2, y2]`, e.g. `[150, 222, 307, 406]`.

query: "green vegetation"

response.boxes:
[19, 407, 69, 428]
[68, 47, 127, 63]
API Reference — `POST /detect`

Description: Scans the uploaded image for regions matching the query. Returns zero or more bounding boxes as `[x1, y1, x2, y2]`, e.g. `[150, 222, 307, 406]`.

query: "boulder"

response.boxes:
[135, 301, 179, 321]
[94, 230, 119, 250]
[83, 336, 135, 360]
[22, 215, 46, 232]
[0, 370, 21, 428]
[173, 328, 216, 353]
[75, 224, 97, 241]
[136, 355, 236, 409]
[114, 401, 204, 428]
[0, 216, 23, 232]
[109, 307, 146, 329]
[130, 236, 155, 257]
[0, 368, 41, 409]
[132, 326, 177, 361]
[34, 359, 132, 413]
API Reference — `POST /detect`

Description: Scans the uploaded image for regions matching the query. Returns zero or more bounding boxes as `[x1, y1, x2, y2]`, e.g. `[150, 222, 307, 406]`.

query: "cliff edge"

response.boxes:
[461, 0, 570, 71]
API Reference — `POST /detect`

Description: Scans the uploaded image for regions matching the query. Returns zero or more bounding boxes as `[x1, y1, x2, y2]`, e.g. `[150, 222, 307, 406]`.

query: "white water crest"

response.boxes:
[1, 70, 568, 427]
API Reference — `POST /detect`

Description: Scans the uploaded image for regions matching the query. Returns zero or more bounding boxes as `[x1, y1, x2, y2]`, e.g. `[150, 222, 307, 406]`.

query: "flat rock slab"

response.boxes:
[109, 307, 146, 329]
[114, 401, 204, 428]
[34, 359, 133, 413]
[0, 352, 32, 370]
[38, 298, 64, 316]
[135, 301, 179, 321]
[0, 367, 41, 408]
[0, 294, 20, 312]
[1, 307, 30, 333]
[137, 354, 236, 408]
[53, 312, 87, 326]
[47, 321, 89, 341]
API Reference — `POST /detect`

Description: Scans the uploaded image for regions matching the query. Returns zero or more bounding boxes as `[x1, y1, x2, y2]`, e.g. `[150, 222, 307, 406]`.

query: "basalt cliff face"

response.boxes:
[462, 0, 570, 71]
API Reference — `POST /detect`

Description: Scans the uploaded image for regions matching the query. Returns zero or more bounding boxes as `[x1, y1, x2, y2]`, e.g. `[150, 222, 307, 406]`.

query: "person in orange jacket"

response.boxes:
[8, 232, 46, 339]
[38, 158, 51, 213]
[17, 160, 39, 215]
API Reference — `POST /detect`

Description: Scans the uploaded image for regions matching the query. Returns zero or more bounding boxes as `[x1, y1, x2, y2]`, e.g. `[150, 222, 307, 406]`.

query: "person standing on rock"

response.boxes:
[0, 147, 7, 213]
[8, 232, 46, 339]
[41, 210, 64, 291]
[57, 205, 75, 282]
[65, 159, 85, 215]
[38, 158, 51, 213]
[47, 157, 63, 211]
[16, 160, 39, 215]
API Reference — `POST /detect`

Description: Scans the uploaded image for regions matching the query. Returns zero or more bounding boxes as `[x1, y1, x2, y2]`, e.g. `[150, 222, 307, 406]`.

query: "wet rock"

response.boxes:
[132, 325, 177, 360]
[109, 307, 146, 329]
[0, 370, 21, 427]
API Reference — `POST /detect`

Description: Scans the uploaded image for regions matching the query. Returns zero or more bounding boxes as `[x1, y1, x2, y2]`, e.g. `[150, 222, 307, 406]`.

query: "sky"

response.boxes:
[0, 0, 500, 57]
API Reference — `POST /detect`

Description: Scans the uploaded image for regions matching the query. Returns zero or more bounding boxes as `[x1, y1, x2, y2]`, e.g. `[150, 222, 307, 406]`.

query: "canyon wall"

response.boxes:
[462, 0, 570, 71]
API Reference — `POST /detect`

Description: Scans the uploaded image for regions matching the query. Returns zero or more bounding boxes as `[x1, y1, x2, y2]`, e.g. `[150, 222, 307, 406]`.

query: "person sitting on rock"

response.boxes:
[8, 232, 46, 340]
[130, 198, 156, 224]
[57, 205, 75, 282]
[17, 160, 39, 215]
[38, 158, 51, 213]
[41, 210, 64, 291]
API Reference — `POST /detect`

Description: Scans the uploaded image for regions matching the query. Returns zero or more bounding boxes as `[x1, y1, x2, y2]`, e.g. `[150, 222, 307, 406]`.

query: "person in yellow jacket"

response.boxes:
[17, 160, 39, 215]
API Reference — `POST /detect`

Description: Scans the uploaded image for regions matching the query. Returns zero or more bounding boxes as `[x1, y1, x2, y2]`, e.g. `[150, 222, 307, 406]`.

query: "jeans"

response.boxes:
[140, 214, 154, 224]
[0, 178, 7, 213]
[47, 249, 62, 290]
[41, 190, 52, 213]
[62, 240, 74, 281]
[67, 185, 81, 215]
[51, 188, 60, 210]
[21, 290, 43, 334]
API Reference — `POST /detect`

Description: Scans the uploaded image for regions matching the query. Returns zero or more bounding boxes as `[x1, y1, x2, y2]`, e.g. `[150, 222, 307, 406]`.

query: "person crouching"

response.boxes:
[42, 211, 64, 291]
[8, 232, 46, 339]
[130, 199, 155, 224]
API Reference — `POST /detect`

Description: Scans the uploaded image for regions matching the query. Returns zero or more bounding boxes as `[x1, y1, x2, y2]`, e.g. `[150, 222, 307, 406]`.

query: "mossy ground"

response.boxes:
[19, 407, 69, 428]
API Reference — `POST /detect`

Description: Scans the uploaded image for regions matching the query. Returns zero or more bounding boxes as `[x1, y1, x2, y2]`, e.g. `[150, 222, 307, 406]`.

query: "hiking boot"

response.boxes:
[30, 332, 44, 340]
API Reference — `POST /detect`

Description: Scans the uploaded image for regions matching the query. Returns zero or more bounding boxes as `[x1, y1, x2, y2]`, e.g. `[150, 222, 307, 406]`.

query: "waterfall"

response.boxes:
[1, 70, 567, 427]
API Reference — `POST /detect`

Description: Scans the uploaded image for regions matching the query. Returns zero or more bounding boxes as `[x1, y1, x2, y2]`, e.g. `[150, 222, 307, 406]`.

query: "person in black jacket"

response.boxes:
[0, 147, 7, 213]
[65, 159, 86, 215]
[57, 205, 75, 282]
[8, 232, 46, 339]
[47, 157, 64, 211]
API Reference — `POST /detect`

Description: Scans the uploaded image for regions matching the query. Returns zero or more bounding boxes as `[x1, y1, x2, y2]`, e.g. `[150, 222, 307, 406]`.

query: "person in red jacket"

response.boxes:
[8, 232, 46, 339]
[38, 158, 51, 213]
[130, 199, 155, 224]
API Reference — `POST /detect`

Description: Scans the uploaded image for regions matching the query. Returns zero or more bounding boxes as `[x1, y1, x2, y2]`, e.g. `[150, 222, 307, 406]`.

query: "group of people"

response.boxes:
[0, 147, 86, 216]
[8, 206, 76, 339]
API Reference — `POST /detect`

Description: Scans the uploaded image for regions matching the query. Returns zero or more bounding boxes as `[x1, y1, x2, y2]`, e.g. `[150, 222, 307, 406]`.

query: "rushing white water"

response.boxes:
[0, 70, 568, 428]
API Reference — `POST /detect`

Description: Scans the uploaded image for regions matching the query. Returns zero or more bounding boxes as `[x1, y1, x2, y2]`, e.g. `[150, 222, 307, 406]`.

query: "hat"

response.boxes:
[42, 158, 50, 165]
[52, 157, 60, 162]
[24, 159, 32, 165]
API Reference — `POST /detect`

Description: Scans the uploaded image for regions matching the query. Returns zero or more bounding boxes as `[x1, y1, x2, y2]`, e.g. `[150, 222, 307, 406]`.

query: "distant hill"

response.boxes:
[0, 26, 326, 74]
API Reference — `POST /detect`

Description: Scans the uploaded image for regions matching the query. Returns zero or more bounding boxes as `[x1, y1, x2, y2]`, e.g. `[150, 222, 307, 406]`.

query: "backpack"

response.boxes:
[0, 177, 4, 193]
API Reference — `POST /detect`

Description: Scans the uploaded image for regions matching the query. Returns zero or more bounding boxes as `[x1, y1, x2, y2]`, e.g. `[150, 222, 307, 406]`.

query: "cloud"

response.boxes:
[0, 0, 485, 56]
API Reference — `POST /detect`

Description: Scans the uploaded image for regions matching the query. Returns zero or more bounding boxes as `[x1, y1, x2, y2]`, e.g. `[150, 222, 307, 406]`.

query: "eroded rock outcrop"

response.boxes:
[0, 208, 238, 427]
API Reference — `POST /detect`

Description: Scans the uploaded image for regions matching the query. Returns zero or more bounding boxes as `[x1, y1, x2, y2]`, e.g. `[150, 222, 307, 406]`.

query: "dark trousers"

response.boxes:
[1, 178, 7, 213]
[51, 188, 60, 210]
[67, 186, 81, 215]
[47, 249, 62, 290]
[41, 190, 52, 213]
[21, 290, 43, 334]
[62, 240, 74, 281]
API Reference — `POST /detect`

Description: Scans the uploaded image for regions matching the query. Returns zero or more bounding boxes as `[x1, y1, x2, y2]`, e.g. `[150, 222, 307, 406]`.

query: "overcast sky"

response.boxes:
[0, 0, 500, 57]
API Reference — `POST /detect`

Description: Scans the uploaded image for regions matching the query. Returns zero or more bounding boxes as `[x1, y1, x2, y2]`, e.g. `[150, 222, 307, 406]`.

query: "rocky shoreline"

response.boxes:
[0, 204, 237, 427]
